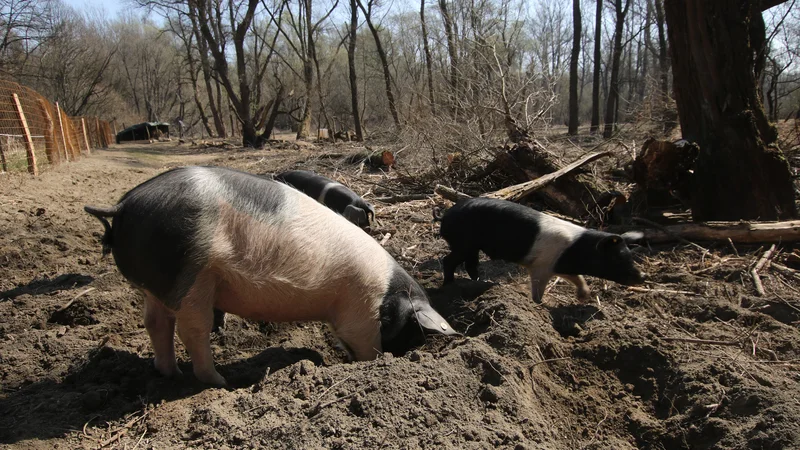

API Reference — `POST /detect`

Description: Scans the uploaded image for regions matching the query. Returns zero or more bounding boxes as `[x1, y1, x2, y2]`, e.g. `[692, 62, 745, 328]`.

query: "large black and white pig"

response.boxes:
[435, 198, 645, 303]
[274, 170, 375, 229]
[84, 166, 456, 386]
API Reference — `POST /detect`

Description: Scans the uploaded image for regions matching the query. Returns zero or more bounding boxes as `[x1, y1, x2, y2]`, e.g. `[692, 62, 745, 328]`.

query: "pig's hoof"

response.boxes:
[154, 359, 183, 378]
[195, 370, 227, 386]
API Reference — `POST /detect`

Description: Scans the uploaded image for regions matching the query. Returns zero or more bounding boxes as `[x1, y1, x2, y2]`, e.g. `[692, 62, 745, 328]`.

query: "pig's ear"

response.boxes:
[621, 231, 645, 245]
[597, 234, 626, 249]
[414, 303, 459, 335]
[343, 205, 368, 225]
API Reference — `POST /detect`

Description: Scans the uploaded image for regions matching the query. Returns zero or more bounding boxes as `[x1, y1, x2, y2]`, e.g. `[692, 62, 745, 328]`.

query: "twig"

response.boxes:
[771, 262, 800, 281]
[750, 244, 776, 296]
[434, 184, 472, 202]
[374, 193, 431, 204]
[312, 374, 353, 405]
[661, 337, 740, 346]
[530, 357, 571, 369]
[728, 238, 740, 257]
[97, 410, 149, 448]
[55, 287, 96, 313]
[379, 233, 392, 246]
[626, 286, 699, 296]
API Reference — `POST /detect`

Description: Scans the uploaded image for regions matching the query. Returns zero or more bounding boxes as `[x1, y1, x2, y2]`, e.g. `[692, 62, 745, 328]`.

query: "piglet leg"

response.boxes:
[143, 292, 181, 377]
[527, 268, 553, 304]
[559, 274, 591, 302]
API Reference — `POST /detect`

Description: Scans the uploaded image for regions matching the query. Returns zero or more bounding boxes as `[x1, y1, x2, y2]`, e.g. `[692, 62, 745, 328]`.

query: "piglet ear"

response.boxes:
[414, 303, 459, 335]
[621, 231, 645, 245]
[343, 205, 368, 225]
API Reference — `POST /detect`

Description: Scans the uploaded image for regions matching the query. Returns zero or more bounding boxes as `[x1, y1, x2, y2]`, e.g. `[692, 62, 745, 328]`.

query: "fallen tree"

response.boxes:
[624, 220, 800, 244]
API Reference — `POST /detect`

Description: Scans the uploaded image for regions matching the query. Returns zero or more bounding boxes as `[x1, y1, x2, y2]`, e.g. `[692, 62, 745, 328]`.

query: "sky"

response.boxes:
[62, 0, 130, 19]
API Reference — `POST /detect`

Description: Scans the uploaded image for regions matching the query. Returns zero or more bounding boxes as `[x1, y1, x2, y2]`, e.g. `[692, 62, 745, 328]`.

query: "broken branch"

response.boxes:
[750, 244, 777, 296]
[482, 150, 611, 201]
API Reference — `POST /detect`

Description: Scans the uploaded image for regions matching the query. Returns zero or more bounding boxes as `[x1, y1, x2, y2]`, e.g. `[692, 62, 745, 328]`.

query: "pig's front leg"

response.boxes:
[558, 274, 591, 302]
[527, 267, 553, 304]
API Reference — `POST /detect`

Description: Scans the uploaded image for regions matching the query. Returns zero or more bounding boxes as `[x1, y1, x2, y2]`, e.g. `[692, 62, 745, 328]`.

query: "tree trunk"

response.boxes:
[420, 0, 436, 115]
[296, 0, 315, 140]
[590, 0, 602, 133]
[189, 2, 226, 138]
[603, 0, 630, 138]
[664, 0, 795, 221]
[348, 0, 363, 141]
[568, 0, 582, 135]
[439, 0, 458, 109]
[357, 0, 401, 127]
[654, 0, 668, 98]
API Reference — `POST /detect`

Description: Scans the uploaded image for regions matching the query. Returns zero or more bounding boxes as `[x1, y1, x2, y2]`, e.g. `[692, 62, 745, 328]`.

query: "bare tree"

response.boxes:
[420, 0, 436, 115]
[356, 0, 401, 127]
[602, 0, 630, 138]
[346, 0, 363, 140]
[590, 0, 602, 133]
[568, 0, 581, 134]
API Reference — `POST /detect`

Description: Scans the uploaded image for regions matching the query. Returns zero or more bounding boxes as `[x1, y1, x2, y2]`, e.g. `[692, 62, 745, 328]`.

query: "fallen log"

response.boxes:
[482, 150, 612, 202]
[434, 184, 472, 203]
[627, 220, 800, 244]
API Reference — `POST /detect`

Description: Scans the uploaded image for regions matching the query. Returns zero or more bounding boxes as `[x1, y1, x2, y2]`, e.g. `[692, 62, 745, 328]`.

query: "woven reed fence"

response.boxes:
[0, 79, 115, 175]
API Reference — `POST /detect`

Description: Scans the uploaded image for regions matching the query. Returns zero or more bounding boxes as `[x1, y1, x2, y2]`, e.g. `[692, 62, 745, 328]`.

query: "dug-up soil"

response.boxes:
[1, 141, 799, 450]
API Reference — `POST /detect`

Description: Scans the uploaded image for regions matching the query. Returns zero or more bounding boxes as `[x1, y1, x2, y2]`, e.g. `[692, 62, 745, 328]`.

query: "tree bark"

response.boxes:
[357, 0, 401, 127]
[568, 0, 582, 135]
[603, 0, 630, 138]
[654, 0, 669, 98]
[296, 0, 315, 140]
[439, 0, 459, 110]
[347, 0, 364, 141]
[420, 0, 436, 115]
[664, 0, 795, 221]
[590, 0, 602, 133]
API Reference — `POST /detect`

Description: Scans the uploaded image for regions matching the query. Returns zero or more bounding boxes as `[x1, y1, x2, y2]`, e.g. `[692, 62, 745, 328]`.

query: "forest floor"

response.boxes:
[1, 135, 799, 449]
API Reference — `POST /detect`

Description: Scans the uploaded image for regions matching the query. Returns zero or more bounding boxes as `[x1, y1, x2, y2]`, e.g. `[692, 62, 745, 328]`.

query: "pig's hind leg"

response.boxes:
[143, 292, 181, 378]
[174, 272, 227, 386]
[464, 250, 481, 281]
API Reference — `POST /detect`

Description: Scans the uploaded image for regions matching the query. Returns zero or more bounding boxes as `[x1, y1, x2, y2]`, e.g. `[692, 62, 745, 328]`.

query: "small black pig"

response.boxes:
[85, 166, 456, 385]
[435, 198, 645, 302]
[275, 170, 375, 229]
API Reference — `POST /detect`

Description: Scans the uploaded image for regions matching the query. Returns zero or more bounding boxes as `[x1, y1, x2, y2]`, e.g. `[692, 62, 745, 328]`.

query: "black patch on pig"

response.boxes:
[103, 166, 287, 309]
[275, 170, 373, 227]
[379, 264, 433, 355]
[553, 230, 644, 285]
[439, 198, 542, 264]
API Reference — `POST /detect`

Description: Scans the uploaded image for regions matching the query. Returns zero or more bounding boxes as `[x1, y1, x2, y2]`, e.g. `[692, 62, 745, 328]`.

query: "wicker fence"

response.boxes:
[0, 79, 115, 175]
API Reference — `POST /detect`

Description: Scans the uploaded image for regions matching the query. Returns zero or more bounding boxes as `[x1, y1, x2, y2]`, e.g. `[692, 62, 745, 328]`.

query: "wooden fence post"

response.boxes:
[81, 118, 91, 154]
[55, 102, 69, 162]
[0, 137, 8, 172]
[12, 93, 38, 175]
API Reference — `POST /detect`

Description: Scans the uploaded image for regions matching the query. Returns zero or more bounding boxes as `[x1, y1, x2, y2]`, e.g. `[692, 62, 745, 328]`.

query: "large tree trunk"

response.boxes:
[568, 0, 582, 135]
[347, 0, 363, 141]
[189, 2, 226, 138]
[590, 0, 602, 133]
[420, 0, 436, 115]
[665, 0, 795, 221]
[603, 0, 630, 138]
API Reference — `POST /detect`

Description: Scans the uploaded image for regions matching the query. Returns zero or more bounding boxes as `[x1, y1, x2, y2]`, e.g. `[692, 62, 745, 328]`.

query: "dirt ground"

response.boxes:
[1, 140, 799, 449]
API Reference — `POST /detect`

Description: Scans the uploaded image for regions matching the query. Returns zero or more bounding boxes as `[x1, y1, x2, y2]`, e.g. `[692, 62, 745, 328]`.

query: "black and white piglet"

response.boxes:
[275, 170, 376, 229]
[435, 198, 645, 302]
[85, 166, 456, 386]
